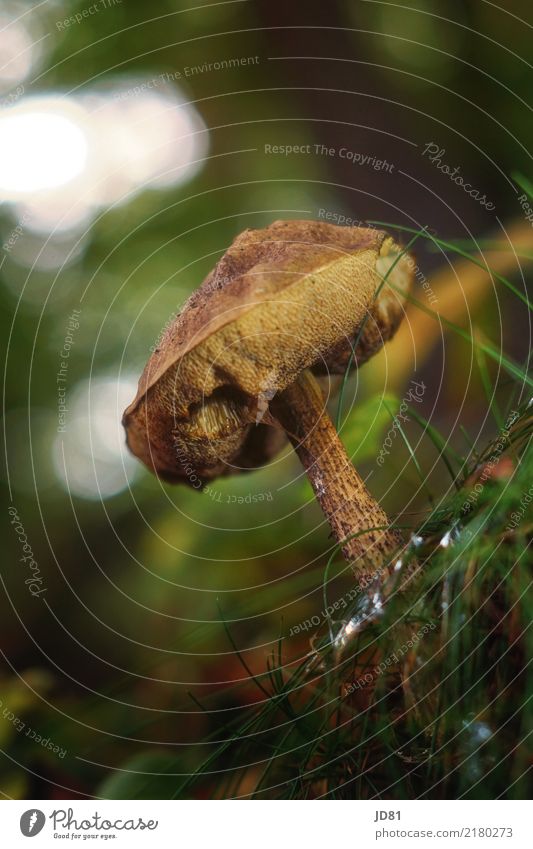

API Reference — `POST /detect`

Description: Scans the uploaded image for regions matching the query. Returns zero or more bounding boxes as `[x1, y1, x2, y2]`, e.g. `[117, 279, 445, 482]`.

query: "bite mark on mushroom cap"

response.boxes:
[123, 220, 413, 483]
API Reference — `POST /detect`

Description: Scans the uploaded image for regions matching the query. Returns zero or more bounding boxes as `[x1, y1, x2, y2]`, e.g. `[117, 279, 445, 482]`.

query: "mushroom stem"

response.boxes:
[271, 369, 402, 582]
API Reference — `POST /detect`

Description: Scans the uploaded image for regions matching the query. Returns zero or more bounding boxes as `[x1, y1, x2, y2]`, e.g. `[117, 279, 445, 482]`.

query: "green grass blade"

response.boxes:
[368, 220, 533, 311]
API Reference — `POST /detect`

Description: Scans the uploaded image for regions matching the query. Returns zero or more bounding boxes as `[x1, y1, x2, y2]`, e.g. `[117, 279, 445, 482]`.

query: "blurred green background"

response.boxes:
[1, 0, 531, 798]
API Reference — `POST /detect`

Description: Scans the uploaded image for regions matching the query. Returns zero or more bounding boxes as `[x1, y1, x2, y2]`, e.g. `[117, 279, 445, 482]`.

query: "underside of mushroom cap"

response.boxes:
[312, 233, 414, 373]
[123, 220, 413, 482]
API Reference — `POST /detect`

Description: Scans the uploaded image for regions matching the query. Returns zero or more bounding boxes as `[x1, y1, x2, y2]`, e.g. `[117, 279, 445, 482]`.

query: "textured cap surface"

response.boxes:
[123, 220, 413, 482]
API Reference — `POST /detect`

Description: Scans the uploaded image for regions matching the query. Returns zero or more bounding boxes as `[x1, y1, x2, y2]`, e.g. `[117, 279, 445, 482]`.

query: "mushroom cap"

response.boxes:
[123, 220, 414, 483]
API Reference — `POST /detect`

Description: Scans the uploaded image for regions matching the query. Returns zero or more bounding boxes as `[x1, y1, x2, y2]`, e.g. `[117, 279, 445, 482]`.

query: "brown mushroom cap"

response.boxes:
[123, 220, 413, 483]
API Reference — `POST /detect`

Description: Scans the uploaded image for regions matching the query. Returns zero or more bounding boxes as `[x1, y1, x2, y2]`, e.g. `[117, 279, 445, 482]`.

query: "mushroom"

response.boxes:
[123, 220, 414, 581]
